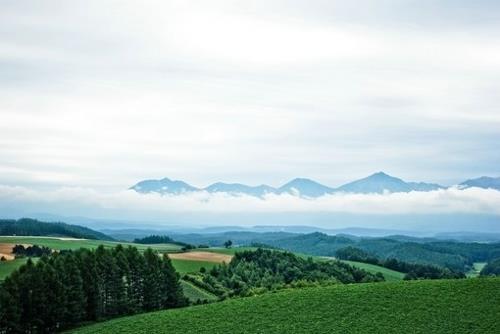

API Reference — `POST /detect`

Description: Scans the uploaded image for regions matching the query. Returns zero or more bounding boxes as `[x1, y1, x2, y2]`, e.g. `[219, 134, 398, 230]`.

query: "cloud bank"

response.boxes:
[1, 185, 499, 217]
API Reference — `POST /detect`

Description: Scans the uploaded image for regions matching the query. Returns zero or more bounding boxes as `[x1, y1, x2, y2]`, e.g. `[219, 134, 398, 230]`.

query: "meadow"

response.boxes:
[72, 277, 500, 334]
[341, 260, 405, 281]
[0, 236, 183, 252]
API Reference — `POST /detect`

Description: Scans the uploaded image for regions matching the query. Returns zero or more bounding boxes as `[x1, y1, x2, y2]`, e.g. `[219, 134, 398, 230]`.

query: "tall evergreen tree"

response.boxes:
[142, 248, 162, 311]
[161, 254, 186, 308]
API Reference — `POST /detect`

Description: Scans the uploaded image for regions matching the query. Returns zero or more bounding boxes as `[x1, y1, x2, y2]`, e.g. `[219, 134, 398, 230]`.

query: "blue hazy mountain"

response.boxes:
[334, 172, 444, 194]
[460, 176, 500, 190]
[277, 178, 335, 197]
[130, 177, 199, 194]
[204, 182, 276, 197]
[130, 173, 450, 197]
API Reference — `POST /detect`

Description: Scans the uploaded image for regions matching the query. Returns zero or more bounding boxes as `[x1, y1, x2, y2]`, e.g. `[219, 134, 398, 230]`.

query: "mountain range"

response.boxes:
[130, 172, 500, 198]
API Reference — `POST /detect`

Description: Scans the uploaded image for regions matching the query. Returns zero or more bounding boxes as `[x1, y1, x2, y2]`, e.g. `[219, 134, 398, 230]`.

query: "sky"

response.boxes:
[0, 1, 499, 229]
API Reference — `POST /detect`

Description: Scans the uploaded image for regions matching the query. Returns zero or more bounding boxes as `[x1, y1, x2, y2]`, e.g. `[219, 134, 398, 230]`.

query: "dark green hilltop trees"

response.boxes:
[0, 218, 113, 241]
[335, 246, 465, 280]
[0, 245, 187, 333]
[481, 258, 500, 276]
[184, 248, 384, 298]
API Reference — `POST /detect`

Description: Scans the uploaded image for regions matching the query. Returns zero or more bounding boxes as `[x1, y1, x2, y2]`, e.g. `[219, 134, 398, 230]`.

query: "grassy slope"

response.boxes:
[0, 236, 182, 252]
[73, 278, 500, 334]
[341, 260, 405, 281]
[180, 280, 218, 303]
[467, 262, 487, 278]
[0, 258, 29, 280]
[171, 259, 218, 273]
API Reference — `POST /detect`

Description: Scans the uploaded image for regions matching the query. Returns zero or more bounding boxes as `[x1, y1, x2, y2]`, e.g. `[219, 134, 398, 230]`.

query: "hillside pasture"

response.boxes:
[341, 260, 405, 281]
[0, 236, 183, 252]
[72, 278, 500, 334]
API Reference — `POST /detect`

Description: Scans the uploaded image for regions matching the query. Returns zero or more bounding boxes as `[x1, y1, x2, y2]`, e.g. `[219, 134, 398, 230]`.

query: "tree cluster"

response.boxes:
[133, 235, 195, 250]
[335, 246, 465, 280]
[480, 258, 500, 276]
[0, 245, 187, 333]
[185, 248, 383, 299]
[12, 244, 52, 258]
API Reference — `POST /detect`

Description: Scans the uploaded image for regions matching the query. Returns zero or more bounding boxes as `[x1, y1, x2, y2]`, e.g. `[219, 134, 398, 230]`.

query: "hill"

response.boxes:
[72, 278, 500, 334]
[0, 218, 113, 240]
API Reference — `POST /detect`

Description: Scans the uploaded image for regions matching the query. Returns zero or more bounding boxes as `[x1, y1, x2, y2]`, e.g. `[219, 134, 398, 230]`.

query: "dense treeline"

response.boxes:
[0, 245, 187, 333]
[0, 218, 113, 241]
[266, 232, 500, 272]
[480, 258, 500, 276]
[185, 249, 384, 299]
[133, 235, 194, 250]
[336, 246, 465, 280]
[12, 244, 52, 257]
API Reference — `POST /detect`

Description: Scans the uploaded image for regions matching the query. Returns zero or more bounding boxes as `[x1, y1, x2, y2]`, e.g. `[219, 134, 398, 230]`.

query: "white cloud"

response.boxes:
[1, 185, 499, 217]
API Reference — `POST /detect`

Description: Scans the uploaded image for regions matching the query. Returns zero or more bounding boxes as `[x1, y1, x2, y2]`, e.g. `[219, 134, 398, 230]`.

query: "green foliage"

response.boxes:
[179, 280, 218, 304]
[0, 218, 113, 240]
[336, 246, 465, 279]
[480, 258, 500, 276]
[12, 244, 52, 257]
[133, 235, 195, 250]
[72, 278, 500, 334]
[0, 245, 186, 333]
[187, 249, 383, 298]
[271, 232, 500, 272]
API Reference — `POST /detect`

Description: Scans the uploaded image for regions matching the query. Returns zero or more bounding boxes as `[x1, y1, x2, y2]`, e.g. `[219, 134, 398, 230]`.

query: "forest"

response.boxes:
[184, 248, 384, 298]
[0, 245, 186, 333]
[335, 246, 465, 279]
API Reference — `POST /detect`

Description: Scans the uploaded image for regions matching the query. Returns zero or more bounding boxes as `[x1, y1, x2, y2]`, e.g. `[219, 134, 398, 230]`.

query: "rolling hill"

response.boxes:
[72, 278, 500, 334]
[0, 218, 113, 240]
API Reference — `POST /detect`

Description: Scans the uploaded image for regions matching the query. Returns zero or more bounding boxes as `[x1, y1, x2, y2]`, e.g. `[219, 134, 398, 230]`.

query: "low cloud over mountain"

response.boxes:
[130, 172, 492, 198]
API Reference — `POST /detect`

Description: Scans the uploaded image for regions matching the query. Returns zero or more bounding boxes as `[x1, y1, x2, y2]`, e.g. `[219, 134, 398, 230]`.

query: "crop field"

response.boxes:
[180, 280, 218, 303]
[169, 251, 233, 263]
[72, 277, 500, 334]
[341, 260, 405, 281]
[0, 236, 183, 252]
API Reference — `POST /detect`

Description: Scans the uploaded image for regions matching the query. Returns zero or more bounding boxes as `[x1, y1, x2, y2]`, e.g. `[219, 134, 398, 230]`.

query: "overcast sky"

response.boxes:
[1, 0, 499, 191]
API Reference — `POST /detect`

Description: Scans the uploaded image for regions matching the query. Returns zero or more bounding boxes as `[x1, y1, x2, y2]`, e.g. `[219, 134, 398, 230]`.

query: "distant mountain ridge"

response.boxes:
[130, 172, 499, 198]
[460, 176, 500, 191]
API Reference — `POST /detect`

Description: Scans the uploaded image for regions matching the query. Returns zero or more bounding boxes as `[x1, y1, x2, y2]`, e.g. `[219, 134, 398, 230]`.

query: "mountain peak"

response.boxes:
[278, 178, 334, 197]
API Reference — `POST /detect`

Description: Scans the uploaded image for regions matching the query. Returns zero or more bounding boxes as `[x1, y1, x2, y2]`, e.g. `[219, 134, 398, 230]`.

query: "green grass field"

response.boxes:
[341, 260, 405, 281]
[0, 236, 183, 252]
[201, 246, 258, 255]
[0, 258, 29, 281]
[171, 259, 218, 273]
[467, 262, 487, 278]
[72, 278, 500, 334]
[180, 280, 218, 303]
